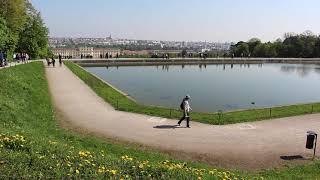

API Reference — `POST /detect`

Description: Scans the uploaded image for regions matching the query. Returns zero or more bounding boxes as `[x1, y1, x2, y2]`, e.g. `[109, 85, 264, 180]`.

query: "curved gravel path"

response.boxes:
[46, 63, 320, 170]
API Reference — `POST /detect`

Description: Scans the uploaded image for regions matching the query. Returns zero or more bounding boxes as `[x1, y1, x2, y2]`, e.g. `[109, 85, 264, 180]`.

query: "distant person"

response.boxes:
[0, 51, 3, 67]
[46, 57, 51, 66]
[51, 57, 56, 67]
[25, 53, 29, 62]
[22, 53, 26, 63]
[3, 51, 7, 66]
[178, 95, 192, 128]
[58, 54, 62, 66]
[15, 53, 20, 63]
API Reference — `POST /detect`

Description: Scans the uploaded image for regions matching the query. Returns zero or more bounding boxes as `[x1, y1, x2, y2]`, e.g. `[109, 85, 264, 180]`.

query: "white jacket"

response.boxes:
[184, 100, 192, 113]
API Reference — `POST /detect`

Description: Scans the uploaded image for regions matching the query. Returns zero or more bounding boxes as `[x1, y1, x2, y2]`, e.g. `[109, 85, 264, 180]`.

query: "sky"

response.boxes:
[31, 0, 320, 42]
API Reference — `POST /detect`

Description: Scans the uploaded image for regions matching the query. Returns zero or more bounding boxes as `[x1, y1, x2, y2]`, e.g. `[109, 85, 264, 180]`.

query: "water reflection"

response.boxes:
[105, 64, 320, 76]
[86, 63, 320, 112]
[280, 65, 316, 77]
[105, 63, 267, 72]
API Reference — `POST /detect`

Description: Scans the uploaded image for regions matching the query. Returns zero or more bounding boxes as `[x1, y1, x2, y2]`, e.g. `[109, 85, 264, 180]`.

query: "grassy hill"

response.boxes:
[0, 62, 319, 179]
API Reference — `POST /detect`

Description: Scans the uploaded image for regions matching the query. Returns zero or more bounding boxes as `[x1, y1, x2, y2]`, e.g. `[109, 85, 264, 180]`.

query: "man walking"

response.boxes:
[178, 95, 192, 128]
[58, 54, 62, 66]
[51, 56, 56, 67]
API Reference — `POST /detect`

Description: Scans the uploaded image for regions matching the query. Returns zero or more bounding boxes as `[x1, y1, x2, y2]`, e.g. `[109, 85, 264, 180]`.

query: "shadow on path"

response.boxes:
[280, 155, 305, 161]
[153, 125, 186, 129]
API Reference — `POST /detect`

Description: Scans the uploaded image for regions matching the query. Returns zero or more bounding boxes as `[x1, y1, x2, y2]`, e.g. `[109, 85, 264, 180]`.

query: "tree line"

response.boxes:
[230, 31, 320, 58]
[0, 0, 50, 60]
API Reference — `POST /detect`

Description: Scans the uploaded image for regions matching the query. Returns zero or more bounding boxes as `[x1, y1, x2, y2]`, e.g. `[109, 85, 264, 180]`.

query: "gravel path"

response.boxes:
[46, 63, 320, 170]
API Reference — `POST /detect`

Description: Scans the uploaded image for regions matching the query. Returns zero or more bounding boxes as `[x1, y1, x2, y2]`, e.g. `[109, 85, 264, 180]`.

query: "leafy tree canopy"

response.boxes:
[230, 31, 320, 58]
[0, 0, 49, 59]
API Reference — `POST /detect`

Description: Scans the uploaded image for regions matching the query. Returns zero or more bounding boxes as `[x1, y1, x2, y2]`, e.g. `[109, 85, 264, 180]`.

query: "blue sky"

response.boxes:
[31, 0, 320, 42]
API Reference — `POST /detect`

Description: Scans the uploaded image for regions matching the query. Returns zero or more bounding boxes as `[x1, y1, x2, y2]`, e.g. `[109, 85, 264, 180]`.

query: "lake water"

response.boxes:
[85, 63, 320, 112]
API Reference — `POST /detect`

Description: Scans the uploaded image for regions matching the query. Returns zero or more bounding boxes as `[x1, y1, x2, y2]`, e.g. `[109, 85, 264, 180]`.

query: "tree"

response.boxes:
[0, 0, 27, 34]
[247, 38, 261, 55]
[16, 6, 49, 59]
[230, 41, 249, 57]
[0, 0, 49, 59]
[313, 37, 320, 57]
[0, 0, 29, 57]
[231, 31, 320, 58]
[0, 17, 9, 51]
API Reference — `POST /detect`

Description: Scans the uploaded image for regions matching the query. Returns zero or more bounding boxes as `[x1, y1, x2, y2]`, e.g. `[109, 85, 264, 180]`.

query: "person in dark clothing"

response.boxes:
[178, 95, 192, 128]
[51, 57, 56, 67]
[16, 53, 20, 63]
[3, 52, 7, 66]
[0, 51, 3, 67]
[58, 54, 62, 66]
[46, 57, 51, 66]
[22, 53, 26, 63]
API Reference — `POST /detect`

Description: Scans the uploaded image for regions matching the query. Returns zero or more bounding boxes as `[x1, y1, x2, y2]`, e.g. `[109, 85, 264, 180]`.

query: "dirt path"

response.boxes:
[45, 63, 320, 170]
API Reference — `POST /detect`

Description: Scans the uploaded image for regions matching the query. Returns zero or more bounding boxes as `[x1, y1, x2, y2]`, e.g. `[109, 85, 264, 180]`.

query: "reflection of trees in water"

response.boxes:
[296, 66, 313, 77]
[280, 65, 296, 73]
[280, 65, 314, 77]
[156, 63, 265, 71]
[161, 65, 169, 71]
[314, 68, 320, 74]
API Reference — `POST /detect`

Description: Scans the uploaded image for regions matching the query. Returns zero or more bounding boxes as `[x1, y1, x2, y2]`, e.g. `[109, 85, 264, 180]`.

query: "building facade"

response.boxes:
[52, 47, 121, 58]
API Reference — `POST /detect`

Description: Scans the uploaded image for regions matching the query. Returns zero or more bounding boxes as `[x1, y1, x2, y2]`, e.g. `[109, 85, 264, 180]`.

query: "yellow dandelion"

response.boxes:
[111, 170, 117, 175]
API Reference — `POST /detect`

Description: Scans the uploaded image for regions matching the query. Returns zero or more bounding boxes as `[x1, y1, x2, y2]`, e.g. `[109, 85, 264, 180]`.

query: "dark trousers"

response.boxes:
[178, 112, 190, 127]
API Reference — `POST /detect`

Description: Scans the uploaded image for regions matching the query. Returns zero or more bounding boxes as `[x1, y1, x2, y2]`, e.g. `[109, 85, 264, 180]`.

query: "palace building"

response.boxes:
[52, 47, 121, 58]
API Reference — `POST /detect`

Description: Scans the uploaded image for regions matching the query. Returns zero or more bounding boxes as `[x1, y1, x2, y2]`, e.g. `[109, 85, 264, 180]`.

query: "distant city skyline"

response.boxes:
[32, 0, 320, 42]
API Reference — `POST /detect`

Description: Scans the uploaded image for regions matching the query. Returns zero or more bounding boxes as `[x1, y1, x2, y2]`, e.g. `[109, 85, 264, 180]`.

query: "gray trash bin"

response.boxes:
[306, 132, 316, 149]
[306, 131, 318, 160]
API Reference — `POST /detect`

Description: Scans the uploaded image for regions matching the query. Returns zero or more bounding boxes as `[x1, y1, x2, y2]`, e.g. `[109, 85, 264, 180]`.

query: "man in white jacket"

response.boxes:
[178, 95, 192, 128]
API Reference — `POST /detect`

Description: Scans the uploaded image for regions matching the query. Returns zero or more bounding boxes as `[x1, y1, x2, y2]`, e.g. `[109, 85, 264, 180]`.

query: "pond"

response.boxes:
[85, 63, 320, 112]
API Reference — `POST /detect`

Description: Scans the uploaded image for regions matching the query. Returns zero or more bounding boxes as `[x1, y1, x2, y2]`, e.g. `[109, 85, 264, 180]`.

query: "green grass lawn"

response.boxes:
[64, 61, 320, 125]
[0, 62, 251, 179]
[0, 62, 319, 179]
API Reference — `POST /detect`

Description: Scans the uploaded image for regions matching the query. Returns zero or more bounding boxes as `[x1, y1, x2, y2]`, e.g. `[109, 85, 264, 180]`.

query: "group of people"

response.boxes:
[0, 51, 30, 67]
[46, 54, 63, 67]
[14, 53, 29, 63]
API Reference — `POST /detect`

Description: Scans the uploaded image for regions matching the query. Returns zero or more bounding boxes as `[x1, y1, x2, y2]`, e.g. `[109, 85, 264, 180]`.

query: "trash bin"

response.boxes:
[306, 131, 317, 149]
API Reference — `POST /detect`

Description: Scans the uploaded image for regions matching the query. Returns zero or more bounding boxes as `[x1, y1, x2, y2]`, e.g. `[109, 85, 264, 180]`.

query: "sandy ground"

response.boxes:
[45, 63, 320, 170]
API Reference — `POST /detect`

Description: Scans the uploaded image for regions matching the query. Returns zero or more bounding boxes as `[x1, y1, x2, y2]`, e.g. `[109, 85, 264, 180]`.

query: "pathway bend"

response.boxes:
[45, 63, 320, 170]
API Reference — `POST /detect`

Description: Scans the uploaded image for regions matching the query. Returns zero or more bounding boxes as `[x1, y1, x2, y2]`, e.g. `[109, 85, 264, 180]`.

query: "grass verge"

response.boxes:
[64, 61, 320, 125]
